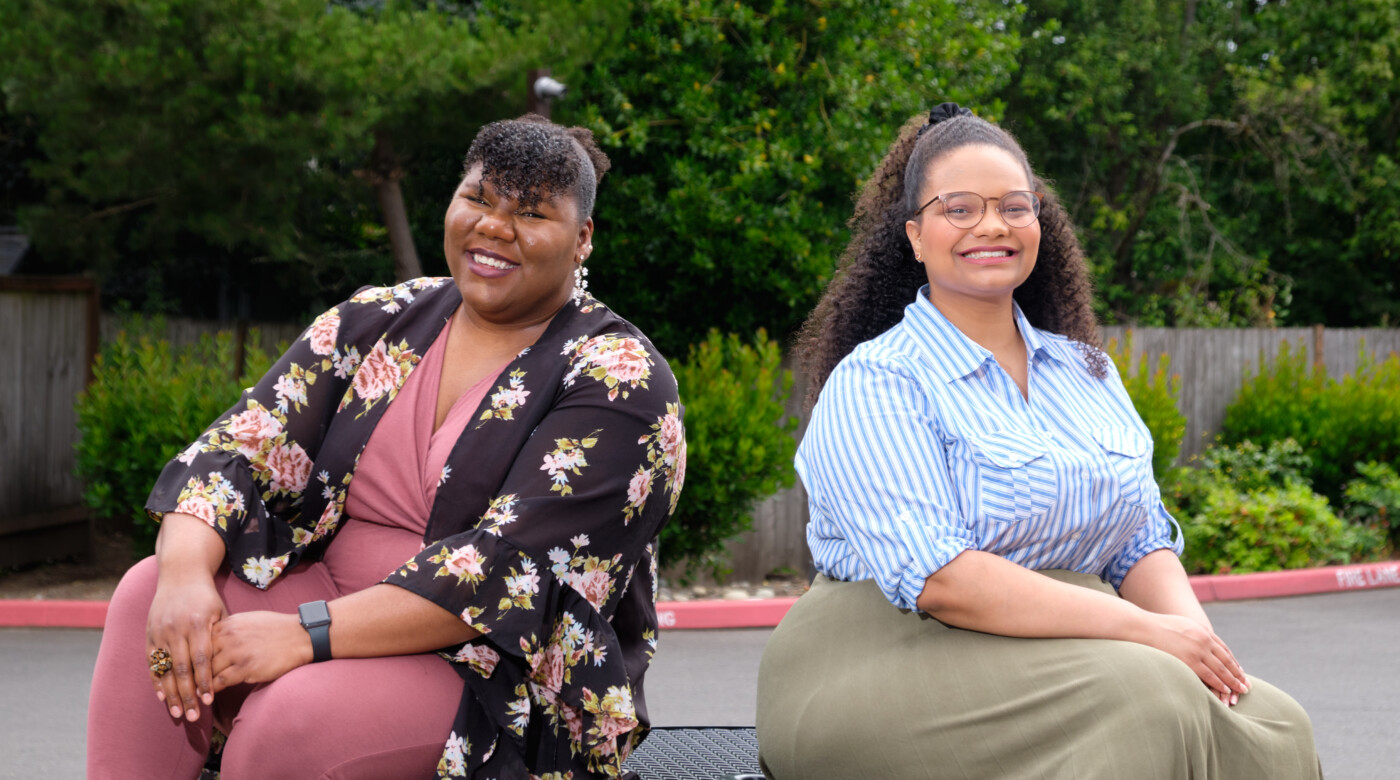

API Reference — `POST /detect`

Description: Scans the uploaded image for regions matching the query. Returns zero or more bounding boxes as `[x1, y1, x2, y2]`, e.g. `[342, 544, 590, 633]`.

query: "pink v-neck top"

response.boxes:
[328, 317, 503, 594]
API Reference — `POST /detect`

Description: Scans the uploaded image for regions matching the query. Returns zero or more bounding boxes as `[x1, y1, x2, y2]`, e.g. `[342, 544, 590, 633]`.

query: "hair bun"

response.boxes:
[919, 102, 973, 136]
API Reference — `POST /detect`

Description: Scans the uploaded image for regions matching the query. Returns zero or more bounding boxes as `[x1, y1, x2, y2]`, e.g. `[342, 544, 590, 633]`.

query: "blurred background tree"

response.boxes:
[0, 0, 625, 320]
[1002, 0, 1399, 327]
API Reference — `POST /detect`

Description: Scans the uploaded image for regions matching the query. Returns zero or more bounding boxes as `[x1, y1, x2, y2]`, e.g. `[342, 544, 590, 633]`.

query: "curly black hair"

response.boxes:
[796, 111, 1106, 407]
[462, 114, 612, 222]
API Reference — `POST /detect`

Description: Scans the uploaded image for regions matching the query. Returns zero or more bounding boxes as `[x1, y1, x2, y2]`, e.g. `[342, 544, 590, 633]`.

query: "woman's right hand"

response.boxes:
[1141, 612, 1249, 705]
[147, 512, 228, 722]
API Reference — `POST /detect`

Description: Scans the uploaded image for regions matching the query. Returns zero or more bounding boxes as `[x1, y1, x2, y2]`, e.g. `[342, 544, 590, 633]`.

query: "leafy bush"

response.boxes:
[75, 318, 273, 554]
[1107, 332, 1186, 478]
[1223, 341, 1400, 501]
[1163, 438, 1390, 574]
[1344, 461, 1400, 546]
[1179, 481, 1388, 575]
[667, 329, 798, 577]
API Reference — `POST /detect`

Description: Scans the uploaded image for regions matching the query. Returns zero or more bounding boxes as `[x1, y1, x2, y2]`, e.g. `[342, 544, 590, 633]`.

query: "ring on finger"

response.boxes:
[149, 648, 173, 677]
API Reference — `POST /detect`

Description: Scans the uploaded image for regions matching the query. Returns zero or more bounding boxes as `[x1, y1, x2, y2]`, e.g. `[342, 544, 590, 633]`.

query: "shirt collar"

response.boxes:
[903, 287, 1058, 383]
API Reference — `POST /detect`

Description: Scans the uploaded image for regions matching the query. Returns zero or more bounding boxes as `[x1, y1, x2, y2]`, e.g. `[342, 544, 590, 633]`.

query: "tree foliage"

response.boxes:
[566, 0, 1024, 355]
[1002, 0, 1400, 328]
[0, 0, 624, 317]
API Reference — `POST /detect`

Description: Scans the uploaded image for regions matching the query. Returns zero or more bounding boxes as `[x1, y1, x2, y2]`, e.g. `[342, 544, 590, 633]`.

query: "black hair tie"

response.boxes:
[918, 102, 973, 136]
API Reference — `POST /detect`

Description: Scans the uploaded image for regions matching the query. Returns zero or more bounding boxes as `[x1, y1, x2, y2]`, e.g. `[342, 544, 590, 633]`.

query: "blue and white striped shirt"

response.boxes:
[800, 289, 1182, 611]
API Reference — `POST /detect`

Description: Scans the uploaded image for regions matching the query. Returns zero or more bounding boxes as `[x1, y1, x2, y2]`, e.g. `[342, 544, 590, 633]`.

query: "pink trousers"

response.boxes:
[86, 551, 464, 780]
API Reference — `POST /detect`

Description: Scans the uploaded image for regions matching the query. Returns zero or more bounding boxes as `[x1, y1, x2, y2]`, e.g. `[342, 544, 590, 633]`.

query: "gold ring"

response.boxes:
[149, 648, 173, 677]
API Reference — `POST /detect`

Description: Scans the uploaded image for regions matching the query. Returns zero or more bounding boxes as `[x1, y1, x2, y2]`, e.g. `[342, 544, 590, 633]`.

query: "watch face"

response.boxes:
[299, 600, 331, 627]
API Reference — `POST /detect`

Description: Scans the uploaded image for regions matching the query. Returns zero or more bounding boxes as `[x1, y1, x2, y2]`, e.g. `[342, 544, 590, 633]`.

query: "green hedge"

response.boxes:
[1163, 439, 1390, 574]
[1223, 342, 1400, 502]
[666, 329, 797, 578]
[1107, 332, 1186, 479]
[75, 319, 273, 554]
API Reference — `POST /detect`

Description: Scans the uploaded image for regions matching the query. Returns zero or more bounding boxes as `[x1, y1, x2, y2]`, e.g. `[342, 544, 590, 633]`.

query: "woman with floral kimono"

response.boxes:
[755, 104, 1320, 778]
[87, 115, 686, 780]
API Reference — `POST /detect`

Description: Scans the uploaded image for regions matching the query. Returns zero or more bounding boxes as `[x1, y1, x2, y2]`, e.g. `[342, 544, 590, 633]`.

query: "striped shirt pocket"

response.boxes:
[1093, 426, 1155, 509]
[967, 430, 1058, 528]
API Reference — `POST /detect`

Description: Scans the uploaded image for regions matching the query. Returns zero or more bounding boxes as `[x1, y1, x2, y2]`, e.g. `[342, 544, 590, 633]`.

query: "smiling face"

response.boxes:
[444, 163, 593, 328]
[904, 144, 1041, 313]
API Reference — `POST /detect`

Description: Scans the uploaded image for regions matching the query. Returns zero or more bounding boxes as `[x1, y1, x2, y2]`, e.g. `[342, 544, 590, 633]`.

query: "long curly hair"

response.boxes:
[796, 111, 1106, 407]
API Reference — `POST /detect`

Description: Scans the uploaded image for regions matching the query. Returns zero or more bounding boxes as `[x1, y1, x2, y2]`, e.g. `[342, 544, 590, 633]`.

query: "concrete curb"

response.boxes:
[3, 561, 1398, 630]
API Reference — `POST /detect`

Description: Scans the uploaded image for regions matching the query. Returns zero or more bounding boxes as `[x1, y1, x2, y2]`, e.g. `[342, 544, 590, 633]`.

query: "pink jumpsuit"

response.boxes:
[87, 322, 505, 779]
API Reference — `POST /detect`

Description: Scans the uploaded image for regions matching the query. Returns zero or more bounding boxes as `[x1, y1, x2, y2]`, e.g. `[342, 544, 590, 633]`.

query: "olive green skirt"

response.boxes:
[756, 572, 1321, 780]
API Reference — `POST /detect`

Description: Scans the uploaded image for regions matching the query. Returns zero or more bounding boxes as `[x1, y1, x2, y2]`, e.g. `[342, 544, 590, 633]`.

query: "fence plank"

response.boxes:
[1, 281, 94, 565]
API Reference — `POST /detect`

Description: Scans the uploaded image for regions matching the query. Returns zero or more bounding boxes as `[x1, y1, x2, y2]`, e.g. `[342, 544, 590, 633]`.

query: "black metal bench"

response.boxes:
[625, 726, 763, 780]
[198, 726, 763, 780]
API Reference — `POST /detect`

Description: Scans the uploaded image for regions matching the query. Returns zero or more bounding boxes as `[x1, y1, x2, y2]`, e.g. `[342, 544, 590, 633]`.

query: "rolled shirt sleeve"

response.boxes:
[801, 353, 977, 611]
[1104, 498, 1185, 588]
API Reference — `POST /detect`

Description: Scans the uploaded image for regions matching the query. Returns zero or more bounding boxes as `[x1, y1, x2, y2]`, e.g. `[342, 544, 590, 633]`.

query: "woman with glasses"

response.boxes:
[755, 104, 1320, 779]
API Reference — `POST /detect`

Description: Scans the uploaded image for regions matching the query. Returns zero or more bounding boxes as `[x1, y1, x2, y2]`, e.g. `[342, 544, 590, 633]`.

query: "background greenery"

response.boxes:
[74, 320, 274, 554]
[6, 0, 1398, 572]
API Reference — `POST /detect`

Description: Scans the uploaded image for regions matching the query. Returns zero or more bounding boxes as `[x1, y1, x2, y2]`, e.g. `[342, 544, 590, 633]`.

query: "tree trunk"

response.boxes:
[371, 132, 423, 282]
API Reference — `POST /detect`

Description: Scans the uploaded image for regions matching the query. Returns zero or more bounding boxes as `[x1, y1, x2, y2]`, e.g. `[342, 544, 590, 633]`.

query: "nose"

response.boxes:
[474, 208, 515, 242]
[973, 205, 1012, 236]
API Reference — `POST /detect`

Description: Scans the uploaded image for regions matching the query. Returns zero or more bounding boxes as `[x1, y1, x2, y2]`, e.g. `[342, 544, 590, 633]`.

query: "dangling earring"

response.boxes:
[572, 261, 589, 304]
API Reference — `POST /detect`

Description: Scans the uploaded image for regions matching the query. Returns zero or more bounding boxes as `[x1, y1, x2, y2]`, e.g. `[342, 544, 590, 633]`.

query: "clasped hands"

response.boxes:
[146, 573, 314, 723]
[1145, 612, 1250, 707]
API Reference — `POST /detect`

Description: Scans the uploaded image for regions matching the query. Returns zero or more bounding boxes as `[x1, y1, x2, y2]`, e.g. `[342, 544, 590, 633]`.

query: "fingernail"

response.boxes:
[202, 693, 213, 705]
[1231, 693, 1238, 706]
[156, 691, 165, 702]
[170, 705, 182, 717]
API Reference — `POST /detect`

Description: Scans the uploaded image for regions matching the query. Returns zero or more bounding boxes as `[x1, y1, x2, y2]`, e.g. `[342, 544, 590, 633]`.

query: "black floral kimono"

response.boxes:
[147, 278, 686, 779]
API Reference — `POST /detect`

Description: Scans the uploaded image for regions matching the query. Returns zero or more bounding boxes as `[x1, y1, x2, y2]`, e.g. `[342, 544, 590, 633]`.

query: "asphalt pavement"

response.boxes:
[3, 588, 1397, 779]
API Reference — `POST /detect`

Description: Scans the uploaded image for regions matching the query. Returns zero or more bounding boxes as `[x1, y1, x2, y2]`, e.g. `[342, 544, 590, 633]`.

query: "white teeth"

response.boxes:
[473, 253, 516, 270]
[964, 250, 1012, 259]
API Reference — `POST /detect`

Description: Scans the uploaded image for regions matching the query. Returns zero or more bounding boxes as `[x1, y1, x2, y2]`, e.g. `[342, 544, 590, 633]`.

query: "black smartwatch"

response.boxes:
[297, 600, 333, 663]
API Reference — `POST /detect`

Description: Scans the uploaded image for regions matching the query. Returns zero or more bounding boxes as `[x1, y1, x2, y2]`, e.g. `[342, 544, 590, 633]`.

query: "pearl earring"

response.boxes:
[572, 263, 589, 304]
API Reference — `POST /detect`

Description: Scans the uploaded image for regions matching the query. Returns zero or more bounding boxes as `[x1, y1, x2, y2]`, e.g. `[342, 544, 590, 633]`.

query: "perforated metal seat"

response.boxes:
[624, 726, 763, 780]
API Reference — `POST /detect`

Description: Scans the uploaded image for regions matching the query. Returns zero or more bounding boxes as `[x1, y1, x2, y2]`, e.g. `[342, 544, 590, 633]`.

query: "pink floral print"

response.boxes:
[146, 279, 683, 779]
[561, 335, 653, 402]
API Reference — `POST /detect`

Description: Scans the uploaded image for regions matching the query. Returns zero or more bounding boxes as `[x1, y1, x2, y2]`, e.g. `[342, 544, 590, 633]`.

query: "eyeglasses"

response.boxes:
[913, 191, 1043, 229]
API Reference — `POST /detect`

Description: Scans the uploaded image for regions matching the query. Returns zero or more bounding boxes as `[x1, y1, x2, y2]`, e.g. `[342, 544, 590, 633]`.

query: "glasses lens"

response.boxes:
[941, 193, 985, 228]
[1000, 192, 1039, 227]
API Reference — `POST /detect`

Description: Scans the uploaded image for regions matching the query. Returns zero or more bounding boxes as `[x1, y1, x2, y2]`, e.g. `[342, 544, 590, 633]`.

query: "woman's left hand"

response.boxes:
[209, 611, 313, 693]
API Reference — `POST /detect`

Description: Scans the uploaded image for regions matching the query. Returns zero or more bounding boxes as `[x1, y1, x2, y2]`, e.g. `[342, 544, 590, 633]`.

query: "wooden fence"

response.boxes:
[1, 282, 303, 568]
[722, 326, 1400, 585]
[0, 277, 98, 567]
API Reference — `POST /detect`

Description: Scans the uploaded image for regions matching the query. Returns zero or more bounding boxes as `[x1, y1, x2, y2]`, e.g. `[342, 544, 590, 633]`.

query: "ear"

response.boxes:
[905, 218, 923, 261]
[577, 217, 595, 263]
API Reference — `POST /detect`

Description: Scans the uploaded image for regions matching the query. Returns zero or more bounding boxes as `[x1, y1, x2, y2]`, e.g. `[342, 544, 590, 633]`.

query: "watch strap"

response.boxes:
[297, 600, 332, 663]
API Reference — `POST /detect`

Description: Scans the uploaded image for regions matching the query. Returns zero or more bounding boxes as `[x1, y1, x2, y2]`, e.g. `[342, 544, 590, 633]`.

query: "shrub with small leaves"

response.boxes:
[74, 318, 273, 555]
[1107, 332, 1187, 478]
[1344, 460, 1400, 546]
[1180, 480, 1388, 575]
[1163, 438, 1390, 574]
[666, 329, 798, 578]
[1223, 341, 1400, 501]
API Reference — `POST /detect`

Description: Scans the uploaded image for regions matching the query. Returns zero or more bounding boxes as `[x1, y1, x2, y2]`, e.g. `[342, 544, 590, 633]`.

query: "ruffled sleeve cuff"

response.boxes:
[384, 528, 644, 776]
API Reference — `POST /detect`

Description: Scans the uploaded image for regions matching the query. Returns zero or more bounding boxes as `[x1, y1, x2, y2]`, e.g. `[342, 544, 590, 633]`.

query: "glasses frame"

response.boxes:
[913, 190, 1045, 230]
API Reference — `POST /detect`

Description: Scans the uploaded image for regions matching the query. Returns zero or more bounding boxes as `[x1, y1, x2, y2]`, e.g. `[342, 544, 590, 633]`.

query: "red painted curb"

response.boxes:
[0, 599, 108, 629]
[2, 561, 1398, 630]
[1189, 560, 1400, 604]
[656, 597, 800, 631]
